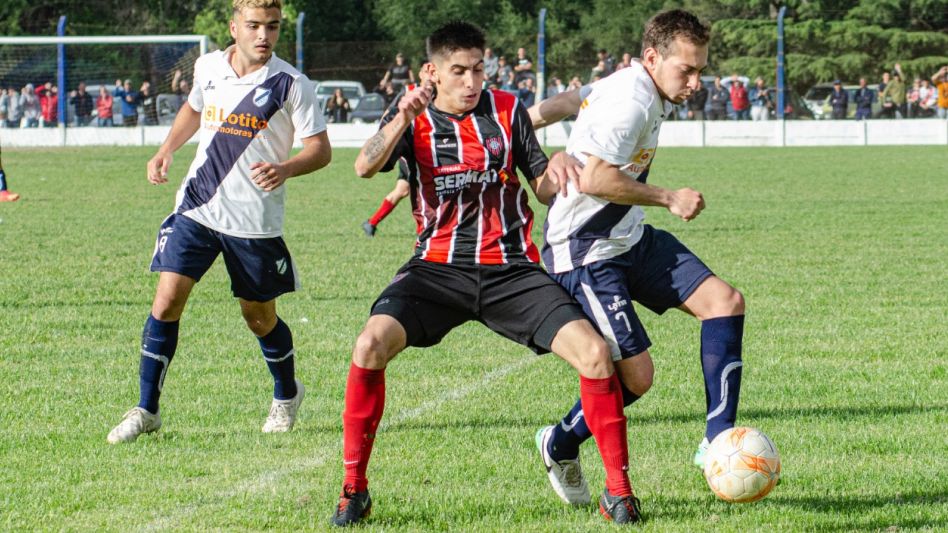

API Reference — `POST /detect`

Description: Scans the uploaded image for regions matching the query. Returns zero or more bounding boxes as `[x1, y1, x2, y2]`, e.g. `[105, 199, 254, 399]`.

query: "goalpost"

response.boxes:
[0, 34, 210, 127]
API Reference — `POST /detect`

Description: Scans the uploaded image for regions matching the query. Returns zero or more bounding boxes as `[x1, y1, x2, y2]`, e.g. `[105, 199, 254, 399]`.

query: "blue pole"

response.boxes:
[538, 8, 547, 101]
[296, 12, 305, 73]
[57, 15, 66, 126]
[776, 6, 787, 119]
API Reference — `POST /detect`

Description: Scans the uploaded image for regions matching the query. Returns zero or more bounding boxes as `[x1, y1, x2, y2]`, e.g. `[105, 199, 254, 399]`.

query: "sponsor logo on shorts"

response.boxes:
[275, 258, 287, 275]
[607, 294, 628, 312]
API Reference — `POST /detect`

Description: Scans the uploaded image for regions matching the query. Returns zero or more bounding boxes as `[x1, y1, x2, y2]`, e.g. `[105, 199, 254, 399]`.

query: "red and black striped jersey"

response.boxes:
[380, 89, 548, 265]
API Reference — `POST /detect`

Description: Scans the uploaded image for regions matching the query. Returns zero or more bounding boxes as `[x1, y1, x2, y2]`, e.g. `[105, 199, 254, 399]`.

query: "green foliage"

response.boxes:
[1, 0, 946, 97]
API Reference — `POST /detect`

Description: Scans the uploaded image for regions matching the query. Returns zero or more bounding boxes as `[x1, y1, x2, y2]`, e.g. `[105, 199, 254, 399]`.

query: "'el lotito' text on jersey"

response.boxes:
[542, 61, 673, 274]
[174, 47, 326, 238]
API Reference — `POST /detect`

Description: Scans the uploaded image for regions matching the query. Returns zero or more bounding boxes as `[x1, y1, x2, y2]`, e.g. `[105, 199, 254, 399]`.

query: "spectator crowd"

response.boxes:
[0, 69, 192, 128]
[3, 53, 946, 127]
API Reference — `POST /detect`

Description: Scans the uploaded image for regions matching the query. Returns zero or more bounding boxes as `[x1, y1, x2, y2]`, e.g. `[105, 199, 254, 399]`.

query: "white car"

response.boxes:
[314, 80, 366, 113]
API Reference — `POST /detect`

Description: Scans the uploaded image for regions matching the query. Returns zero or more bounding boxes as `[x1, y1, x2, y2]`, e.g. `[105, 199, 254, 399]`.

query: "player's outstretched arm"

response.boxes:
[147, 104, 201, 185]
[579, 155, 705, 221]
[354, 85, 431, 178]
[528, 89, 583, 129]
[250, 132, 331, 192]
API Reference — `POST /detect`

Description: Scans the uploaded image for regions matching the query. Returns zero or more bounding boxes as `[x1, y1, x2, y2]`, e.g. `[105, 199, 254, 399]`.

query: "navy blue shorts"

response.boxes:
[150, 214, 299, 302]
[552, 225, 713, 360]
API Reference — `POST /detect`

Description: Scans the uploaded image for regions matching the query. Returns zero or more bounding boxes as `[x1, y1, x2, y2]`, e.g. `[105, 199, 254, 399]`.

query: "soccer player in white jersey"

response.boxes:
[528, 10, 749, 505]
[107, 0, 331, 444]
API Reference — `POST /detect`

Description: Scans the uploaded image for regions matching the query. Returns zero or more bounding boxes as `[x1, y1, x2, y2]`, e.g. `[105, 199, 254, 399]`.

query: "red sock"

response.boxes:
[368, 199, 396, 227]
[342, 363, 386, 492]
[580, 373, 633, 496]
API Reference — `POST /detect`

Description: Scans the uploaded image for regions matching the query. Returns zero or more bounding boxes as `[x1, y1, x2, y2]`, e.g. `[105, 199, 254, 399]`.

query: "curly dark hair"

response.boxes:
[641, 9, 711, 57]
[426, 21, 486, 61]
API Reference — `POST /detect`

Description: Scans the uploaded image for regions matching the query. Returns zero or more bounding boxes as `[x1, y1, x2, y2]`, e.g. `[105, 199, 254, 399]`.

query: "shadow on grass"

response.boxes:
[379, 402, 948, 433]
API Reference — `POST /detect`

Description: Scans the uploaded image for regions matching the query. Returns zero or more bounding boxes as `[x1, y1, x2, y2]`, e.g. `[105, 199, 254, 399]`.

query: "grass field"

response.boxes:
[0, 144, 946, 532]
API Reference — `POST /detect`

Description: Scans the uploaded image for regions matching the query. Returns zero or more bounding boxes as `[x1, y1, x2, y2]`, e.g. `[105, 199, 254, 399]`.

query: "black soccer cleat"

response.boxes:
[331, 484, 372, 527]
[362, 221, 377, 237]
[599, 489, 643, 524]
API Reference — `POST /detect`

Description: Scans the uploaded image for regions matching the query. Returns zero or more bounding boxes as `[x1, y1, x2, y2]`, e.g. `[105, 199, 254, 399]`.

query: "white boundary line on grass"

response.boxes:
[140, 355, 539, 531]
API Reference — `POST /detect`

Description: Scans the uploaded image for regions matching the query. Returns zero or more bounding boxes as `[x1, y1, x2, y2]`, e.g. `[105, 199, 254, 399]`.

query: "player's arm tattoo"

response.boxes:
[364, 129, 387, 162]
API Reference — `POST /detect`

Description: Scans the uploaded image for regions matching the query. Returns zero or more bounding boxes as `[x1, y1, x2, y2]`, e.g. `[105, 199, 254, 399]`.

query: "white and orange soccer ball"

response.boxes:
[703, 426, 781, 503]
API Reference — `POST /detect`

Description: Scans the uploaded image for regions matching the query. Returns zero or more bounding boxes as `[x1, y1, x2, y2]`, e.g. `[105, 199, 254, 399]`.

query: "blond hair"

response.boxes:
[233, 0, 282, 12]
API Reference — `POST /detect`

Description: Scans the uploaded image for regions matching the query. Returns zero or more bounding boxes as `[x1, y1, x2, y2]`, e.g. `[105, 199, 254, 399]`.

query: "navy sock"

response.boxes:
[0, 169, 7, 191]
[258, 318, 297, 400]
[701, 315, 744, 442]
[548, 380, 640, 461]
[138, 315, 179, 414]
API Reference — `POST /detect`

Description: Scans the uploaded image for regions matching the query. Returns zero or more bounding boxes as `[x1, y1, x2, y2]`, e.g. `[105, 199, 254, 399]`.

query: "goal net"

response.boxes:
[0, 35, 211, 126]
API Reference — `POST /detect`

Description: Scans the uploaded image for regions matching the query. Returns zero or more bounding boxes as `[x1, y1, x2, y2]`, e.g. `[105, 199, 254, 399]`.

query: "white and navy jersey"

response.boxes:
[174, 47, 326, 238]
[542, 62, 673, 273]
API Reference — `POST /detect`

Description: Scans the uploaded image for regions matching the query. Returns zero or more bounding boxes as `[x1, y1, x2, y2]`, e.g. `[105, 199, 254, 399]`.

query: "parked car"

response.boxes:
[349, 93, 388, 124]
[314, 80, 365, 113]
[803, 83, 837, 119]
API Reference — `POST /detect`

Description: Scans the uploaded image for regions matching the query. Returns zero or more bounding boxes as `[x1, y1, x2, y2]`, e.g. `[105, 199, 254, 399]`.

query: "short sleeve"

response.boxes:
[286, 76, 327, 138]
[511, 102, 548, 181]
[187, 72, 203, 112]
[569, 95, 647, 167]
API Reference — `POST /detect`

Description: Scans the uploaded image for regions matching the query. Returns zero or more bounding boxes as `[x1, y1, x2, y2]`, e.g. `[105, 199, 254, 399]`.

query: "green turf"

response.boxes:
[0, 145, 945, 532]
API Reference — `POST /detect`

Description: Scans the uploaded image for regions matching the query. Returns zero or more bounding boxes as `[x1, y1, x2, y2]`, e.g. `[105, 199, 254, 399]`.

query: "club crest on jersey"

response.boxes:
[253, 88, 272, 107]
[486, 136, 503, 157]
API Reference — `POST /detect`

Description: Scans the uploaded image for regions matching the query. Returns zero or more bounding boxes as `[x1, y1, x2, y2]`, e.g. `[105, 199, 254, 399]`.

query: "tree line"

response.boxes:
[1, 0, 945, 93]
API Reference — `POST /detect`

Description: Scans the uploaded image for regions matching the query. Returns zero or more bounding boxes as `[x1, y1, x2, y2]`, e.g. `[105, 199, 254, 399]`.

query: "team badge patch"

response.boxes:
[486, 136, 503, 157]
[253, 88, 272, 107]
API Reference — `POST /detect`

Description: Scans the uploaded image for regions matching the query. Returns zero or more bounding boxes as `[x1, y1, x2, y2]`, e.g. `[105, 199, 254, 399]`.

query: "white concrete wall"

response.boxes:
[2, 119, 945, 148]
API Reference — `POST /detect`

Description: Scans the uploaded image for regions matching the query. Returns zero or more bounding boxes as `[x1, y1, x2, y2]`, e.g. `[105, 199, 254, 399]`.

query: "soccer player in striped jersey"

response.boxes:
[0, 144, 20, 202]
[361, 67, 429, 237]
[332, 21, 641, 526]
[106, 0, 331, 444]
[528, 10, 748, 503]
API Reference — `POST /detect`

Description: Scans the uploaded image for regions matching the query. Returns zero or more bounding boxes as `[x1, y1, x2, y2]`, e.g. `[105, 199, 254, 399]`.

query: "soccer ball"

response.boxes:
[703, 426, 781, 503]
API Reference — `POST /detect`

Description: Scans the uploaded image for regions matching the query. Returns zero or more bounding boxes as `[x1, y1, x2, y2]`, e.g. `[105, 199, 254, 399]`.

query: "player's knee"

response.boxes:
[725, 286, 745, 315]
[151, 296, 186, 321]
[241, 309, 276, 337]
[575, 338, 613, 379]
[621, 367, 653, 397]
[352, 331, 394, 369]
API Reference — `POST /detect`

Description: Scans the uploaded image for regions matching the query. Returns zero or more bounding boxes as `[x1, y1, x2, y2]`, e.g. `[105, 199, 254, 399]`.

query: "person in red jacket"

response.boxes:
[729, 79, 749, 120]
[96, 86, 114, 127]
[36, 82, 58, 127]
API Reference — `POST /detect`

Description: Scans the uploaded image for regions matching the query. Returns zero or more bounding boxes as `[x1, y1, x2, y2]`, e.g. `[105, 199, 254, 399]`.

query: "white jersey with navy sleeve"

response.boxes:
[541, 62, 672, 274]
[174, 47, 326, 238]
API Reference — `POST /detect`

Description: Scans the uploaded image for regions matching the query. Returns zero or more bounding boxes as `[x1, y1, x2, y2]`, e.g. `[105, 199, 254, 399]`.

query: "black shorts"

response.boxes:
[371, 258, 587, 353]
[396, 158, 410, 181]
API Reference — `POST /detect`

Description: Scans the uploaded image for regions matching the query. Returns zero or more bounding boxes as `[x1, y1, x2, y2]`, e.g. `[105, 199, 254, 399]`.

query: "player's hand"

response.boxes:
[147, 151, 173, 185]
[547, 151, 583, 197]
[669, 187, 704, 221]
[250, 161, 290, 192]
[397, 84, 432, 121]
